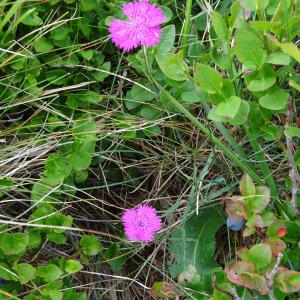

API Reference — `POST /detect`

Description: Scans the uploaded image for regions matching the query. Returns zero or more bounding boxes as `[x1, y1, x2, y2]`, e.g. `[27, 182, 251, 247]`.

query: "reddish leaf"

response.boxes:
[225, 262, 269, 294]
[246, 214, 264, 228]
[267, 237, 286, 256]
[151, 282, 178, 298]
[275, 267, 300, 293]
[225, 196, 248, 220]
[243, 226, 256, 237]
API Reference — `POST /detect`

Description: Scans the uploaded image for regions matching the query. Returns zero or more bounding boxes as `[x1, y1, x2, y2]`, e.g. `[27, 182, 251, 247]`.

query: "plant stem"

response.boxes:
[245, 128, 279, 197]
[181, 0, 193, 57]
[154, 81, 262, 184]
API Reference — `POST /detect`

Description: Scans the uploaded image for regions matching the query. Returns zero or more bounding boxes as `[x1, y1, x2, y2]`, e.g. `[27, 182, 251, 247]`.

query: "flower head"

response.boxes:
[109, 0, 165, 52]
[122, 204, 162, 243]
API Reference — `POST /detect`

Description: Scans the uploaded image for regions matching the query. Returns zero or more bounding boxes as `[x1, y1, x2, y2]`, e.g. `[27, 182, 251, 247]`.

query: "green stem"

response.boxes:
[155, 81, 262, 184]
[245, 128, 279, 197]
[181, 0, 193, 57]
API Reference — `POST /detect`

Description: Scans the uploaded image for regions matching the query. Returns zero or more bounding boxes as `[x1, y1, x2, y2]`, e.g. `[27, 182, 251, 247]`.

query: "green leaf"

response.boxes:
[249, 243, 272, 269]
[211, 11, 230, 42]
[140, 105, 161, 120]
[266, 52, 291, 65]
[261, 125, 282, 141]
[51, 25, 69, 41]
[229, 100, 250, 125]
[28, 229, 42, 249]
[73, 170, 89, 183]
[22, 11, 43, 26]
[247, 77, 276, 92]
[69, 152, 92, 171]
[0, 233, 28, 255]
[125, 83, 156, 109]
[69, 142, 92, 170]
[144, 124, 162, 137]
[250, 20, 280, 31]
[0, 262, 15, 281]
[44, 154, 72, 185]
[65, 260, 83, 274]
[79, 50, 93, 61]
[181, 90, 203, 103]
[276, 42, 300, 63]
[156, 52, 188, 81]
[240, 174, 256, 200]
[103, 244, 127, 273]
[37, 264, 63, 282]
[31, 180, 55, 202]
[80, 0, 97, 11]
[249, 186, 271, 213]
[234, 30, 266, 69]
[284, 126, 300, 138]
[66, 91, 103, 108]
[79, 235, 102, 256]
[289, 80, 300, 92]
[46, 213, 73, 233]
[34, 37, 54, 53]
[14, 263, 36, 284]
[169, 207, 224, 277]
[194, 64, 223, 94]
[240, 0, 270, 11]
[156, 25, 175, 53]
[73, 115, 97, 142]
[259, 89, 289, 110]
[215, 96, 241, 119]
[91, 62, 111, 82]
[47, 232, 66, 245]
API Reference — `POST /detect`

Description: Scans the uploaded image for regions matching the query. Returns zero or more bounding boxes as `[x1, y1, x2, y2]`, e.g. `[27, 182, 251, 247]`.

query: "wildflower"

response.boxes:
[122, 204, 162, 242]
[109, 0, 165, 52]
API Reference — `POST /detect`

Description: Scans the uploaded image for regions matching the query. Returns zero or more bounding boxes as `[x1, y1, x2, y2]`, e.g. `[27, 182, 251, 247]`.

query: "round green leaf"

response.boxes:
[37, 264, 63, 282]
[0, 233, 29, 255]
[79, 235, 102, 256]
[249, 243, 272, 269]
[259, 89, 289, 110]
[65, 260, 83, 274]
[247, 77, 276, 92]
[14, 263, 36, 284]
[34, 37, 54, 53]
[194, 63, 223, 94]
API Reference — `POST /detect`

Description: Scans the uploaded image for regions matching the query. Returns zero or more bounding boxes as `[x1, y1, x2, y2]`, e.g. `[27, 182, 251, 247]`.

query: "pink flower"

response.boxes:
[109, 0, 165, 52]
[122, 204, 162, 242]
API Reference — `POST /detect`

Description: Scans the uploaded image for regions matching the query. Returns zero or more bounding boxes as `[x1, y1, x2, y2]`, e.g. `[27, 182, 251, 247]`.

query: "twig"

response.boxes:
[285, 97, 300, 211]
[231, 286, 241, 300]
[266, 252, 284, 300]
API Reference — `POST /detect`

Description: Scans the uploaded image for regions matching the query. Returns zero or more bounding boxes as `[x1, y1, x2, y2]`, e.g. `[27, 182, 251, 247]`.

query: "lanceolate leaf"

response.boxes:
[211, 11, 230, 42]
[169, 207, 224, 278]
